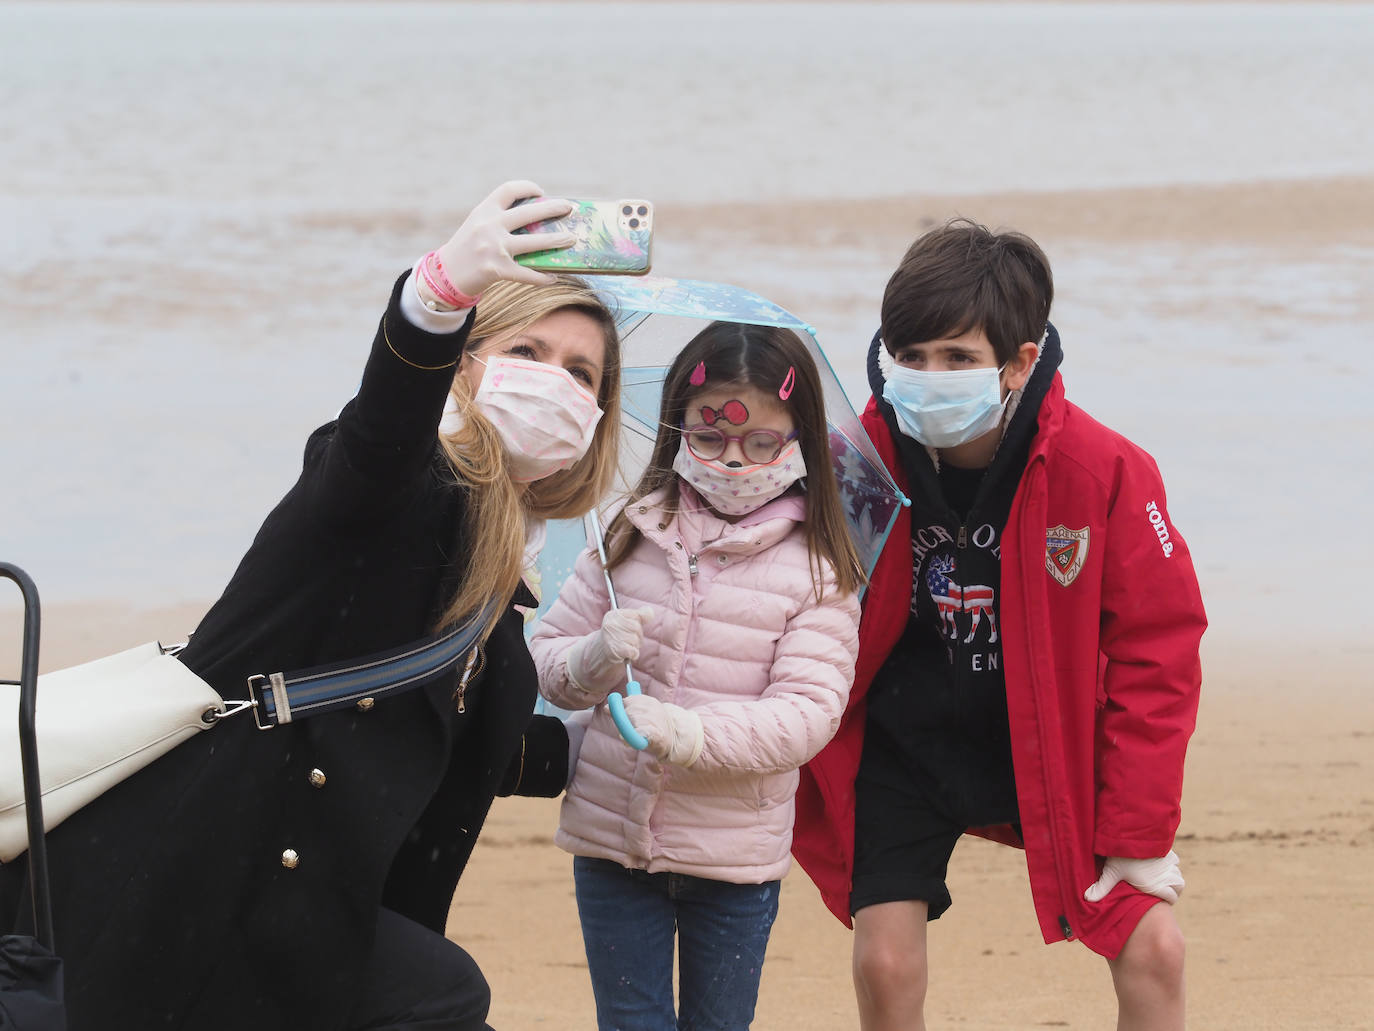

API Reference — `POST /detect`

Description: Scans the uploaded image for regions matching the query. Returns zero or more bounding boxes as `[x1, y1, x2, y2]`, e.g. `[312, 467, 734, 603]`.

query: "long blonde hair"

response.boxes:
[436, 276, 621, 638]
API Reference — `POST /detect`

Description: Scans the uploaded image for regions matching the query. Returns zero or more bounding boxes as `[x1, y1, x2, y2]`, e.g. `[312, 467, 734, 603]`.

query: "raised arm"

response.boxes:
[314, 181, 577, 526]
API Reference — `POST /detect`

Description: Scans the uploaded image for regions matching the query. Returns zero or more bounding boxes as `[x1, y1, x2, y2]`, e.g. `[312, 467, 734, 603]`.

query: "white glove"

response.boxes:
[432, 180, 577, 298]
[566, 607, 654, 694]
[1084, 851, 1184, 905]
[621, 694, 704, 767]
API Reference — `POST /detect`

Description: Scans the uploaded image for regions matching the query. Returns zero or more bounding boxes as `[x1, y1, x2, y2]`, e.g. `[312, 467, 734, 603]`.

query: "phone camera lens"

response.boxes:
[628, 218, 640, 229]
[622, 205, 633, 216]
[637, 206, 648, 216]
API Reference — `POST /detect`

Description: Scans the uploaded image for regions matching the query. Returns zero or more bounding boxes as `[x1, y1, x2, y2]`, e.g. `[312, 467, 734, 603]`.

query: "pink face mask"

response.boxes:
[671, 439, 807, 517]
[472, 356, 603, 483]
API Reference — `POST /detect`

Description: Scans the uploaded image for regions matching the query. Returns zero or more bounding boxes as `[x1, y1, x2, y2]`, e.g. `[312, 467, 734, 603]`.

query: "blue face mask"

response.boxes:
[882, 364, 1007, 448]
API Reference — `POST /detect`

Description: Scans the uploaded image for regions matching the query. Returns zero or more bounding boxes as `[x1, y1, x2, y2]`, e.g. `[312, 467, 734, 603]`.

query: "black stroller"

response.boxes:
[0, 562, 65, 1029]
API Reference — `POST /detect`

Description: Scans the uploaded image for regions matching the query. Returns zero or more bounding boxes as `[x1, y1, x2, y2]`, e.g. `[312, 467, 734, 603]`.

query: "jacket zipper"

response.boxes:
[1018, 456, 1076, 941]
[676, 551, 703, 727]
[452, 646, 483, 714]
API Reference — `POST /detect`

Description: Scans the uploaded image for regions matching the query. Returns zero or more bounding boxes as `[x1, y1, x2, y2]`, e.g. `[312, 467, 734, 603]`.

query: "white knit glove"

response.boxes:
[432, 181, 576, 296]
[621, 694, 704, 767]
[566, 607, 654, 694]
[1084, 851, 1185, 905]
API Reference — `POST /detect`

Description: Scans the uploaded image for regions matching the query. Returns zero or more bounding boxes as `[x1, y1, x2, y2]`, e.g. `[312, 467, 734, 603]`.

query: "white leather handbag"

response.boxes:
[0, 642, 229, 863]
[1, 604, 491, 864]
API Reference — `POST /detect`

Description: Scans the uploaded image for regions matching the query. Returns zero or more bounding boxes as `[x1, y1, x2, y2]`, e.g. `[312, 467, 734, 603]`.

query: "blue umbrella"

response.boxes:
[532, 276, 908, 746]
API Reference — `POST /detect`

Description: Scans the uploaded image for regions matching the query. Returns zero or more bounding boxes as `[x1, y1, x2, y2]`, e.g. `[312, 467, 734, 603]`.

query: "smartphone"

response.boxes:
[513, 198, 653, 275]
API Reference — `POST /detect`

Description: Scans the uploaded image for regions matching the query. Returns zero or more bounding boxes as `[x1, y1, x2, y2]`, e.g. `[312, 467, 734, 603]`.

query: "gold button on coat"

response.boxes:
[356, 697, 375, 712]
[308, 768, 326, 788]
[281, 849, 300, 870]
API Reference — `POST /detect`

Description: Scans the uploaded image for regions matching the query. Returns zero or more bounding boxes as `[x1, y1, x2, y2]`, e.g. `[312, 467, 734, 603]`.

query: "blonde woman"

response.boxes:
[0, 182, 621, 1030]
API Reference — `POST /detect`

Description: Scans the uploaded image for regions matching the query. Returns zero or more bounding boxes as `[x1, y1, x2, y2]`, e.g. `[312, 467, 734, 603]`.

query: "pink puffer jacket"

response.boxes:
[531, 485, 860, 884]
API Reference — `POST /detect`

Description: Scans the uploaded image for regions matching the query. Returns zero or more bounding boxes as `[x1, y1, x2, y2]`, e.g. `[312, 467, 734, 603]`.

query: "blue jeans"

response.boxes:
[572, 856, 781, 1031]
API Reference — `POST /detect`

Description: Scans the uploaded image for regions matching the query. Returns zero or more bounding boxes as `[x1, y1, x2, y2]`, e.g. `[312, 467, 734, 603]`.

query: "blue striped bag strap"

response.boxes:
[242, 606, 493, 730]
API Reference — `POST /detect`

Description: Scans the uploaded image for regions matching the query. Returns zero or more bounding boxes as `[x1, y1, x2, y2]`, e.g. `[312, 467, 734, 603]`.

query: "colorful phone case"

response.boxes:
[514, 198, 653, 275]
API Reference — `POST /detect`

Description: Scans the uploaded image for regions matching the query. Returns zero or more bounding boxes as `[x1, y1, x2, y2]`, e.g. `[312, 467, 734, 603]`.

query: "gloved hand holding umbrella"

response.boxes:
[583, 507, 650, 751]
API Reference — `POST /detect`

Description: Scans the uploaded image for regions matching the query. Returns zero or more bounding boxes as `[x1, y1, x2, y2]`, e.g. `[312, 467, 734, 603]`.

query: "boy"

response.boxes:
[792, 219, 1206, 1030]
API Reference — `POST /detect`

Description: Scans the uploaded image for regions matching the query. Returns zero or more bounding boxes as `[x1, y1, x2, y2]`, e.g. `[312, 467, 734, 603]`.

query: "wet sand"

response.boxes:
[7, 598, 1369, 1027]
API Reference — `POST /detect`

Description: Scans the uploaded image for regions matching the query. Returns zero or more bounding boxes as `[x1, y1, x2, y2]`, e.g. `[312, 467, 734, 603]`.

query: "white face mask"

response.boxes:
[671, 439, 807, 517]
[881, 364, 1007, 448]
[471, 356, 603, 483]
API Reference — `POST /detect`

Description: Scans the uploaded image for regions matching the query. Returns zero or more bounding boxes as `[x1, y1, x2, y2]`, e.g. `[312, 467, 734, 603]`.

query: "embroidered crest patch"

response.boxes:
[1045, 525, 1090, 587]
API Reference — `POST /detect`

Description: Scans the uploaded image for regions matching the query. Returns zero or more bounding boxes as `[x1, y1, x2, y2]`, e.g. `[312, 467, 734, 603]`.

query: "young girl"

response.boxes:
[530, 320, 865, 1031]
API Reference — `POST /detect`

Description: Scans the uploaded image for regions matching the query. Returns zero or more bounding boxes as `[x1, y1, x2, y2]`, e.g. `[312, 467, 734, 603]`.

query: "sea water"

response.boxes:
[2, 2, 1371, 662]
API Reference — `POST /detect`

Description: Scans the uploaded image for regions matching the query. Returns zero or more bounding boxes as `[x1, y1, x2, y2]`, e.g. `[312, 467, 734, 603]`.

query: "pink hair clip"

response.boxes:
[778, 366, 795, 400]
[689, 361, 707, 386]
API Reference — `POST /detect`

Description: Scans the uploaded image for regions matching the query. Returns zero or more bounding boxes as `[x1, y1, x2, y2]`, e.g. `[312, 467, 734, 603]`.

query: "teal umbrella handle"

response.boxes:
[607, 667, 648, 750]
[584, 508, 650, 751]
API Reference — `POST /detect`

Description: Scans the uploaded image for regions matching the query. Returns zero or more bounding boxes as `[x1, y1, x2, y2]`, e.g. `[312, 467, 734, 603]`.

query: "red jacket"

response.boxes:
[793, 373, 1206, 958]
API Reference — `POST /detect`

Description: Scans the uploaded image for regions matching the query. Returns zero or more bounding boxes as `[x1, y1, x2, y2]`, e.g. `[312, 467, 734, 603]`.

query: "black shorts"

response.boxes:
[849, 723, 967, 922]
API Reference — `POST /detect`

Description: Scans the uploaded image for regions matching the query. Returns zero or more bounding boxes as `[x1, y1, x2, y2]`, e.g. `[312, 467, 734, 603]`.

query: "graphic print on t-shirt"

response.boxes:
[925, 554, 998, 645]
[909, 521, 1004, 673]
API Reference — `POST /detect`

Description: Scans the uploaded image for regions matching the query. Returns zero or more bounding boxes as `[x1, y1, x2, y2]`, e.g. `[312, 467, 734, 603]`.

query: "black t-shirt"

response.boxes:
[860, 328, 1065, 829]
[866, 459, 1020, 827]
[863, 371, 1061, 829]
[938, 462, 984, 522]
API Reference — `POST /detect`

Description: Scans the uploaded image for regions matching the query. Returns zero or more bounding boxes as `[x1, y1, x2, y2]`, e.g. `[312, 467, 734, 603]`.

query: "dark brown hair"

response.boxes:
[880, 218, 1054, 364]
[604, 321, 865, 598]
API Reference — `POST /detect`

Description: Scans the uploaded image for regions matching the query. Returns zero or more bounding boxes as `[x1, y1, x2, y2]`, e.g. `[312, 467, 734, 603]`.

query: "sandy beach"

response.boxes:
[5, 595, 1372, 1028]
[4, 172, 1372, 1028]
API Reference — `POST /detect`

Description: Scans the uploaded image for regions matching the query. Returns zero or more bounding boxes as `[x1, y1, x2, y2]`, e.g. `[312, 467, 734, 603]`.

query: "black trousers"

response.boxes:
[348, 908, 492, 1030]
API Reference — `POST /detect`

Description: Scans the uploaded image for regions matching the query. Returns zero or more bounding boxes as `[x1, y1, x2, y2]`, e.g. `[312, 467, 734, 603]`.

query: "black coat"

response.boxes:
[1, 273, 567, 1029]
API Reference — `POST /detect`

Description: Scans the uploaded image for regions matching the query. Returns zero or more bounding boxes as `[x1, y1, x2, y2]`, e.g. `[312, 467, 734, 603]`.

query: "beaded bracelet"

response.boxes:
[419, 250, 482, 311]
